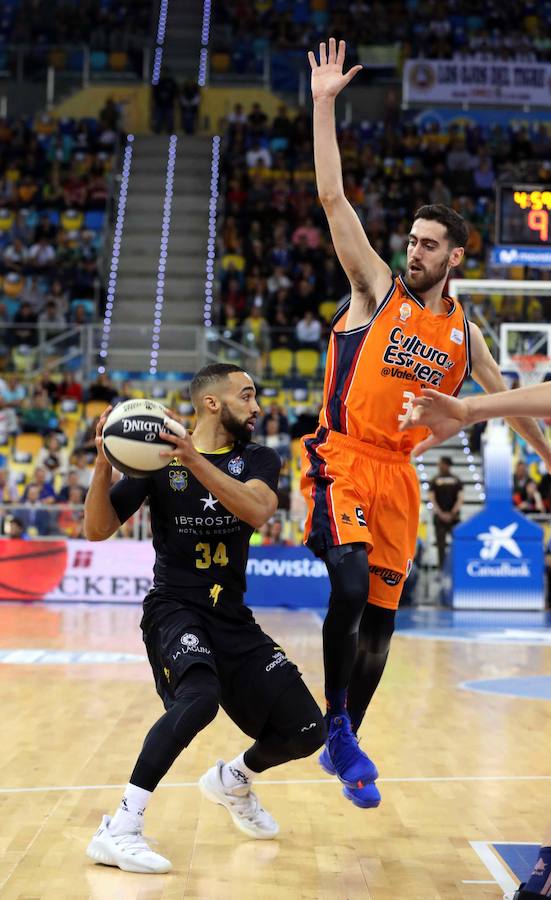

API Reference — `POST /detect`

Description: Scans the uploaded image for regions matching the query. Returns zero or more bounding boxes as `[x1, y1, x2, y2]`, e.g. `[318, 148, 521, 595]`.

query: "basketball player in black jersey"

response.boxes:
[85, 364, 325, 874]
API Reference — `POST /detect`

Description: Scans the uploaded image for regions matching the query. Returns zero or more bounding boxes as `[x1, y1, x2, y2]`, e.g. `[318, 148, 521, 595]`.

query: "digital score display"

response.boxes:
[497, 184, 551, 246]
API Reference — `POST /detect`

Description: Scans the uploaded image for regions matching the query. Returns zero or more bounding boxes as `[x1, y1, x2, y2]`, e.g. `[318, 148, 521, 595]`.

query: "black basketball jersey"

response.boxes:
[109, 441, 280, 595]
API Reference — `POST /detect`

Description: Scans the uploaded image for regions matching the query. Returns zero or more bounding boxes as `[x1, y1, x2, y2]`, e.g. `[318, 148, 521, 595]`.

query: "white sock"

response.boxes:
[109, 783, 152, 834]
[221, 753, 258, 790]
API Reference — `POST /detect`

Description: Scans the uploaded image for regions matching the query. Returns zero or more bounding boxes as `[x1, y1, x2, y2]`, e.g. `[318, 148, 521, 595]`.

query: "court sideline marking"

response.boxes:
[470, 841, 518, 892]
[2, 773, 551, 794]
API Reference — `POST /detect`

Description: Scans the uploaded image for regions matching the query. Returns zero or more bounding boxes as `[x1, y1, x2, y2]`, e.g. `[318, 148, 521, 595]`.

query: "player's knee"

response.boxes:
[358, 605, 395, 655]
[286, 713, 326, 759]
[171, 667, 220, 744]
[324, 544, 370, 626]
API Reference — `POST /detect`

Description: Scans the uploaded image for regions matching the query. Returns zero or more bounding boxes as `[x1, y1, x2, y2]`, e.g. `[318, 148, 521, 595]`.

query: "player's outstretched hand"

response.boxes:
[308, 38, 362, 102]
[95, 406, 113, 467]
[399, 389, 470, 457]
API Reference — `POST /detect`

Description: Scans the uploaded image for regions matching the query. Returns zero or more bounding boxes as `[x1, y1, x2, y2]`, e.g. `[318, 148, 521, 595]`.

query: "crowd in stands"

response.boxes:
[151, 77, 201, 135]
[513, 457, 551, 515]
[1, 0, 151, 47]
[0, 102, 123, 368]
[213, 0, 551, 76]
[0, 363, 307, 542]
[216, 99, 551, 372]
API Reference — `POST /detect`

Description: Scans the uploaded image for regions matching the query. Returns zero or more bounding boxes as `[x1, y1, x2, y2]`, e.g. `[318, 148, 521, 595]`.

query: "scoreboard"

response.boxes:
[496, 184, 551, 247]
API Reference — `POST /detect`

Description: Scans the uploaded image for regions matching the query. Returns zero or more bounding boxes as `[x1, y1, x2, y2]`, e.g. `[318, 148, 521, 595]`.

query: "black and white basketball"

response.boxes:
[102, 399, 177, 477]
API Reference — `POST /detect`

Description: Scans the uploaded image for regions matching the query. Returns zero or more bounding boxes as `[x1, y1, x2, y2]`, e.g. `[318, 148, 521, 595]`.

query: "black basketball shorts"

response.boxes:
[141, 586, 301, 738]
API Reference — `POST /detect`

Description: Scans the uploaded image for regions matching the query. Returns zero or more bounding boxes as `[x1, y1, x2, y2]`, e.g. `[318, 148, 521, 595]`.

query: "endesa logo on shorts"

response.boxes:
[381, 326, 455, 387]
[369, 564, 403, 587]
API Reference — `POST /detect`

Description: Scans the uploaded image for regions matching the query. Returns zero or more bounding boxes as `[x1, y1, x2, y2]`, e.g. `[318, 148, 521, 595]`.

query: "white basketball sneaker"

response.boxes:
[86, 815, 172, 874]
[198, 760, 279, 839]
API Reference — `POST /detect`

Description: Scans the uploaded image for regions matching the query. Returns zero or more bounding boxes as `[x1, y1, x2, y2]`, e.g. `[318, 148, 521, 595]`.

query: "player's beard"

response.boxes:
[404, 255, 449, 294]
[220, 402, 253, 444]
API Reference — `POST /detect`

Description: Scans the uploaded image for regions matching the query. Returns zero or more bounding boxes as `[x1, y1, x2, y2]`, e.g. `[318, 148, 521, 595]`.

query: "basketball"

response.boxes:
[102, 399, 177, 477]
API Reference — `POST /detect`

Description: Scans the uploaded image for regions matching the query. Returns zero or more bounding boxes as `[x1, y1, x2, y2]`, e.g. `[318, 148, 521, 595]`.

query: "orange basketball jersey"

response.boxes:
[319, 274, 471, 453]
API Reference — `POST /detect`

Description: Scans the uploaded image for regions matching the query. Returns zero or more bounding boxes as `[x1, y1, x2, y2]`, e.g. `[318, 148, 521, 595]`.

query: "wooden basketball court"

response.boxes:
[1, 602, 549, 899]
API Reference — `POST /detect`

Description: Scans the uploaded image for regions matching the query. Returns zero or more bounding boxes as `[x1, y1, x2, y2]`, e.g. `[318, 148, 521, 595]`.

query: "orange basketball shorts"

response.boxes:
[301, 427, 420, 610]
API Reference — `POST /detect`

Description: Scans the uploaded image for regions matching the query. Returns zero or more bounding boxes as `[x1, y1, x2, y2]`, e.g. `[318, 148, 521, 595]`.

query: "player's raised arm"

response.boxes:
[309, 38, 392, 329]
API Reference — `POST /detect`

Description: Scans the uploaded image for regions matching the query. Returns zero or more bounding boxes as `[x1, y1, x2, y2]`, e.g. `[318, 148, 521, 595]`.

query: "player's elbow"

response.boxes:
[84, 519, 117, 541]
[251, 502, 278, 531]
[319, 189, 345, 209]
[84, 525, 105, 541]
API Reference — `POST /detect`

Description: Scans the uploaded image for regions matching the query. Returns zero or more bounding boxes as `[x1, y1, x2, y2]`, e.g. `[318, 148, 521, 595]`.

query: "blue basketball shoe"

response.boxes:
[320, 713, 379, 791]
[342, 781, 381, 808]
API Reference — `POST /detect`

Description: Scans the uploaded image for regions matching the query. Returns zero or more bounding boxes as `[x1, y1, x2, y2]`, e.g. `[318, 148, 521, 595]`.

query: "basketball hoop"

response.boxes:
[511, 354, 551, 387]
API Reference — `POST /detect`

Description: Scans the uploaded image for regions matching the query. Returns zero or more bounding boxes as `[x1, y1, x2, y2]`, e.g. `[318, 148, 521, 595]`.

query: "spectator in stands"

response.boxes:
[86, 373, 117, 404]
[262, 518, 291, 546]
[246, 141, 272, 170]
[248, 102, 268, 137]
[71, 448, 93, 487]
[37, 433, 69, 478]
[21, 275, 46, 312]
[261, 402, 289, 436]
[28, 235, 56, 272]
[38, 300, 67, 343]
[58, 469, 87, 502]
[0, 395, 16, 445]
[241, 306, 271, 361]
[227, 103, 247, 128]
[57, 485, 85, 538]
[519, 479, 546, 515]
[10, 302, 39, 347]
[295, 310, 322, 350]
[20, 390, 58, 435]
[0, 467, 18, 504]
[513, 459, 535, 506]
[6, 516, 26, 539]
[75, 419, 99, 458]
[36, 370, 59, 404]
[263, 417, 291, 462]
[267, 265, 292, 296]
[152, 72, 178, 134]
[0, 373, 26, 408]
[429, 457, 464, 569]
[58, 371, 83, 403]
[100, 98, 122, 132]
[15, 483, 50, 536]
[24, 466, 56, 501]
[3, 237, 29, 273]
[179, 81, 201, 135]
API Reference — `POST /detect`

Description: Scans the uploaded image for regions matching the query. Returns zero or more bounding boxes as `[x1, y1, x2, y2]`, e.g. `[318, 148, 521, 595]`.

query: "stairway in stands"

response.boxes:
[107, 133, 211, 373]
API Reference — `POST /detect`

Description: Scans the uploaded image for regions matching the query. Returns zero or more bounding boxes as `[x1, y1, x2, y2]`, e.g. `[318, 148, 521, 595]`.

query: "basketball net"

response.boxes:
[511, 354, 551, 387]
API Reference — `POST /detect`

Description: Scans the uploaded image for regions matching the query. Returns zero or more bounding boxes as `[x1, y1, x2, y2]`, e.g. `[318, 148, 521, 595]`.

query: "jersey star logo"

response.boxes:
[210, 584, 223, 607]
[200, 492, 218, 511]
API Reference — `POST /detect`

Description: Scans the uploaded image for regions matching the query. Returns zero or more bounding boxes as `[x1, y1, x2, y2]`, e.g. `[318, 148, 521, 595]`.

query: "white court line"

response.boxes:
[2, 773, 551, 795]
[470, 841, 517, 893]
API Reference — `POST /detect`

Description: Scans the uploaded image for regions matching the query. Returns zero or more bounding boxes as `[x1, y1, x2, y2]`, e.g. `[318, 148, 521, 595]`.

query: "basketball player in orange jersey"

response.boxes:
[302, 37, 551, 809]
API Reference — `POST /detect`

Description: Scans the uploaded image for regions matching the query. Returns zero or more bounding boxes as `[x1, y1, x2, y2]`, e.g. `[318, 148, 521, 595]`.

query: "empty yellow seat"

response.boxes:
[14, 433, 43, 458]
[269, 348, 293, 377]
[85, 400, 108, 421]
[295, 349, 320, 377]
[319, 301, 337, 323]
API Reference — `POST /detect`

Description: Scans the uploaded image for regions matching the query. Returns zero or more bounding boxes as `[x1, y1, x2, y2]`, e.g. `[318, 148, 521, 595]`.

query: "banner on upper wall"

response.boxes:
[403, 59, 551, 108]
[0, 539, 330, 607]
